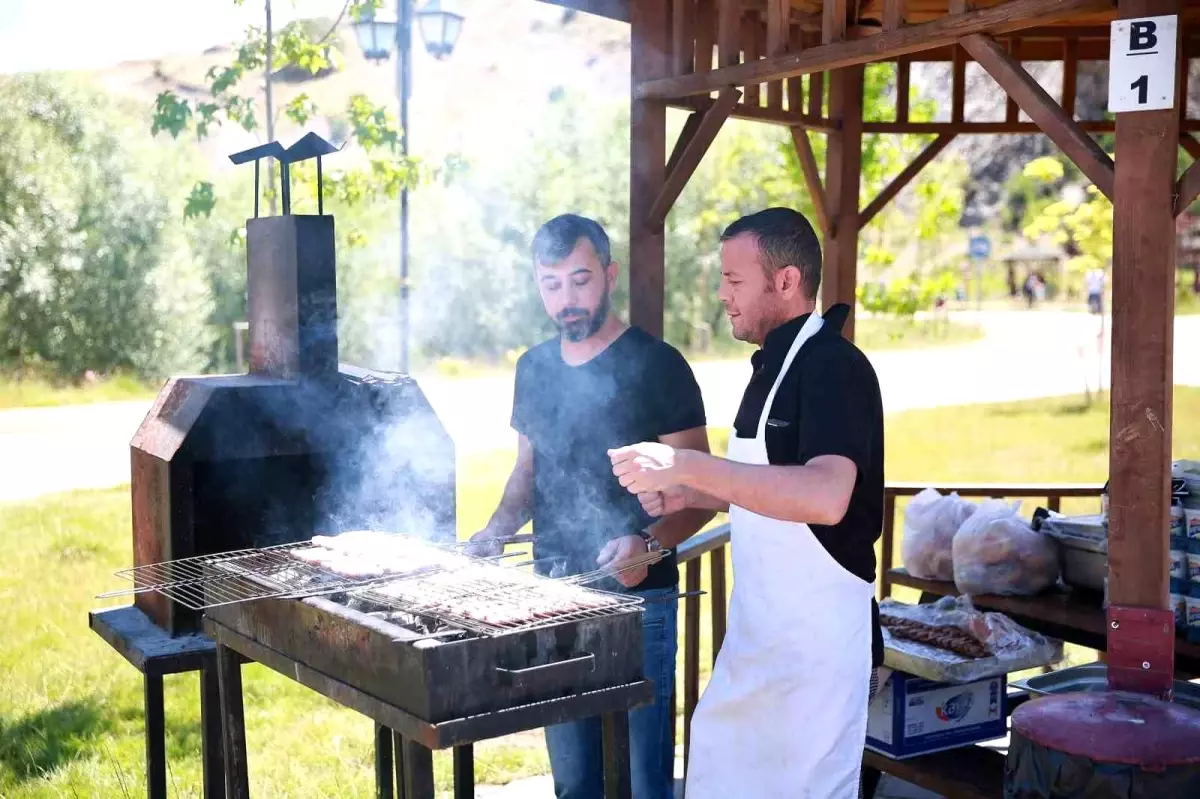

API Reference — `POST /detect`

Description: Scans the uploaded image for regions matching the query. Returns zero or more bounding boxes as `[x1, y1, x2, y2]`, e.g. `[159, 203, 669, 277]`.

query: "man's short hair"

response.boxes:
[720, 207, 822, 299]
[532, 214, 612, 268]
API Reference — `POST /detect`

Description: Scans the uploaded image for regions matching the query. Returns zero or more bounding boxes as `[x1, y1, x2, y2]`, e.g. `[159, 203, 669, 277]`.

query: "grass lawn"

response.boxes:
[0, 373, 157, 410]
[2, 388, 1199, 796]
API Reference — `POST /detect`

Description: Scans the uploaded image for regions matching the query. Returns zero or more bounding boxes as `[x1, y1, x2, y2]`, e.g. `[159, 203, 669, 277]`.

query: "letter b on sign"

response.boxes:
[1130, 21, 1158, 51]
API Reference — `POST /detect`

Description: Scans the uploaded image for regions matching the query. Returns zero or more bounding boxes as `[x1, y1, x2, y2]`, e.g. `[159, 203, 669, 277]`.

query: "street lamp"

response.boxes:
[352, 0, 464, 373]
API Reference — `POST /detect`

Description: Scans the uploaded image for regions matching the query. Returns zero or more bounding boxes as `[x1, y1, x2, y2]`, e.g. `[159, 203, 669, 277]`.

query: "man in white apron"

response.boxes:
[610, 207, 885, 798]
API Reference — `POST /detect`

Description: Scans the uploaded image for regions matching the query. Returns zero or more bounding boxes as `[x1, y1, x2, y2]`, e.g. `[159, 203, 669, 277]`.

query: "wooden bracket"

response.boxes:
[648, 86, 742, 231]
[1175, 157, 1200, 216]
[791, 126, 831, 238]
[961, 33, 1114, 201]
[1180, 132, 1200, 160]
[859, 134, 956, 229]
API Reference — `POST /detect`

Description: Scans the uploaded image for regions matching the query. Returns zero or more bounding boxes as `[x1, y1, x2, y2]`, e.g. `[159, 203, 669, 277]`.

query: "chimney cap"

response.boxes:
[229, 141, 287, 165]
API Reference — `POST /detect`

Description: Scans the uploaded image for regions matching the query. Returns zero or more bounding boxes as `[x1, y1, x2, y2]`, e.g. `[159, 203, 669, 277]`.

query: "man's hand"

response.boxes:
[638, 486, 690, 518]
[608, 442, 685, 494]
[596, 534, 649, 588]
[463, 528, 504, 559]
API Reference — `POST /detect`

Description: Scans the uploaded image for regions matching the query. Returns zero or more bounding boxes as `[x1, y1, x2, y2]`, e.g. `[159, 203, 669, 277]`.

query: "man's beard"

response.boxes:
[555, 291, 611, 343]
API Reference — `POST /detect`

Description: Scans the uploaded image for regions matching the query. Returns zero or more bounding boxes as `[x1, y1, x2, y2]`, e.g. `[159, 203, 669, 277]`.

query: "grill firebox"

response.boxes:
[131, 204, 454, 636]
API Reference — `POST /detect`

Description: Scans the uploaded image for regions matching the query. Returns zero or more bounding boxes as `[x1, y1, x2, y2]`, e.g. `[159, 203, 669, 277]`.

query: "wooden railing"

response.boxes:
[670, 482, 1105, 788]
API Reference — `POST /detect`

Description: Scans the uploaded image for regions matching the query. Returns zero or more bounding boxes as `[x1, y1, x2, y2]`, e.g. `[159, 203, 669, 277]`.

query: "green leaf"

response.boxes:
[150, 91, 192, 138]
[285, 93, 317, 126]
[346, 94, 401, 152]
[183, 182, 216, 220]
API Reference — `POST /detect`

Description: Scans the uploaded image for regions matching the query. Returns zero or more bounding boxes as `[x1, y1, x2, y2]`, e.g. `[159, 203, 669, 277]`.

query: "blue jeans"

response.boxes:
[544, 585, 678, 799]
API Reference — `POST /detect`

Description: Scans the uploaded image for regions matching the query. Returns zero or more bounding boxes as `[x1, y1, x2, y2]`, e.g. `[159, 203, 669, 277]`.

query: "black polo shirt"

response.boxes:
[731, 304, 886, 668]
[512, 327, 706, 591]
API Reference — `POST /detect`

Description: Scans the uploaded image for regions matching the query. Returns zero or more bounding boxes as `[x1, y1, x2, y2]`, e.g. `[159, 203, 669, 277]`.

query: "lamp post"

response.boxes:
[353, 0, 464, 374]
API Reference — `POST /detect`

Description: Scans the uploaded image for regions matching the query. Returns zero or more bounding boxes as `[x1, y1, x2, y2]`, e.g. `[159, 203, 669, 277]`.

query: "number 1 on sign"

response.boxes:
[1132, 74, 1149, 105]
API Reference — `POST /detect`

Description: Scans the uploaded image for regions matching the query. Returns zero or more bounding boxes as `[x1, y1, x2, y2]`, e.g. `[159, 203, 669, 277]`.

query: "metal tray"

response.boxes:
[1012, 663, 1200, 710]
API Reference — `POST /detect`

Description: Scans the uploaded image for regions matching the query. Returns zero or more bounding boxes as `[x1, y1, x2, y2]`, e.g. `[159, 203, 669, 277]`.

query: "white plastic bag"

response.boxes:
[901, 488, 977, 581]
[952, 499, 1060, 596]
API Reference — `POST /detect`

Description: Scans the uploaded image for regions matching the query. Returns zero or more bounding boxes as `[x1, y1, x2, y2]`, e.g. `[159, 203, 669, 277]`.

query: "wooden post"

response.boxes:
[1108, 0, 1180, 631]
[630, 0, 671, 338]
[823, 64, 864, 341]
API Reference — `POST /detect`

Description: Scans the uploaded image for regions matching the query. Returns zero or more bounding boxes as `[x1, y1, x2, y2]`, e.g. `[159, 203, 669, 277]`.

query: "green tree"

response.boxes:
[0, 74, 213, 378]
[149, 0, 420, 221]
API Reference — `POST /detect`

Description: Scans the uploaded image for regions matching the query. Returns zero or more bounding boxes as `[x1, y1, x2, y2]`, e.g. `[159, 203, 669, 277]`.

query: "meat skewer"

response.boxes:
[880, 614, 992, 659]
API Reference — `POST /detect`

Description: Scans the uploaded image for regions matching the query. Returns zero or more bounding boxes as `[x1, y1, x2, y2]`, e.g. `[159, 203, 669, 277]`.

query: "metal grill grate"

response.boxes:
[352, 563, 644, 637]
[99, 541, 460, 610]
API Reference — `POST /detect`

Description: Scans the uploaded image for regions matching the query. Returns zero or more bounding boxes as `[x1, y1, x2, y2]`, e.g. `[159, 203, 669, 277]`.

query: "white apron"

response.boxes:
[685, 311, 875, 799]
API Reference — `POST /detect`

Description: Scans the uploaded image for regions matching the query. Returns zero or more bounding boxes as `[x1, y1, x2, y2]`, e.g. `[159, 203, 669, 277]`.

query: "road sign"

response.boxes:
[969, 235, 991, 260]
[1109, 15, 1178, 113]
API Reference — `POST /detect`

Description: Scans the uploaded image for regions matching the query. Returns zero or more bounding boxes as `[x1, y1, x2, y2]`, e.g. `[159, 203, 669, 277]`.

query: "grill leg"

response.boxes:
[601, 711, 632, 799]
[199, 660, 227, 799]
[144, 673, 167, 799]
[453, 745, 474, 799]
[400, 736, 434, 799]
[216, 645, 250, 799]
[375, 725, 394, 799]
[392, 731, 406, 799]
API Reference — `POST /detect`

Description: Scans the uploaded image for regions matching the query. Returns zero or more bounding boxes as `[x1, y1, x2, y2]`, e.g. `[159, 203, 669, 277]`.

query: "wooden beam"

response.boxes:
[718, 0, 741, 68]
[1176, 158, 1200, 216]
[649, 86, 742, 230]
[670, 98, 838, 130]
[673, 0, 695, 76]
[743, 13, 762, 106]
[823, 0, 848, 44]
[1062, 37, 1078, 118]
[695, 0, 715, 72]
[863, 119, 1200, 134]
[630, 0, 671, 337]
[897, 59, 910, 122]
[1107, 0, 1180, 652]
[960, 33, 1114, 200]
[808, 71, 824, 117]
[786, 22, 804, 111]
[790, 126, 830, 237]
[823, 64, 864, 340]
[767, 0, 788, 109]
[883, 0, 905, 32]
[666, 109, 705, 178]
[859, 134, 956, 228]
[1181, 133, 1200, 160]
[1006, 38, 1020, 123]
[952, 43, 966, 123]
[636, 0, 1111, 100]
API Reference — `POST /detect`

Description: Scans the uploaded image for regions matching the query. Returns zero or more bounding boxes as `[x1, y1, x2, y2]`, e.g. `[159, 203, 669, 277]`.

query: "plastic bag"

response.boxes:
[952, 499, 1060, 596]
[878, 595, 1062, 683]
[901, 487, 977, 581]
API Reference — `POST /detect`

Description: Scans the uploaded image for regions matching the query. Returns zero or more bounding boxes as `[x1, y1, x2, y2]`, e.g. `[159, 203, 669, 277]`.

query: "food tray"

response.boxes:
[880, 597, 1063, 684]
[1012, 663, 1200, 710]
[882, 630, 1061, 684]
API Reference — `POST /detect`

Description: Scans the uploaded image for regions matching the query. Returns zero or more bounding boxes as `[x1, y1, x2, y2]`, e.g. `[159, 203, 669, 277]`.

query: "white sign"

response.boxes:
[1109, 16, 1177, 112]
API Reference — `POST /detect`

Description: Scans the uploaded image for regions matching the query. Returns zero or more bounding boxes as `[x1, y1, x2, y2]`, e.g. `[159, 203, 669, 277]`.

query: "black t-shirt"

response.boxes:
[511, 327, 706, 591]
[731, 304, 886, 667]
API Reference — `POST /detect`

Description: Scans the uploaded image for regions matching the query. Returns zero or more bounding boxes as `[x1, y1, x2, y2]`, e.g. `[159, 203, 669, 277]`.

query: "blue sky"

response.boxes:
[0, 0, 335, 74]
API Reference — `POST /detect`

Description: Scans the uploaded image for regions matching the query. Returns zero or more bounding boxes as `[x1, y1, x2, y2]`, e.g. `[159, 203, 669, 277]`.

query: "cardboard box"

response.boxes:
[866, 669, 1007, 759]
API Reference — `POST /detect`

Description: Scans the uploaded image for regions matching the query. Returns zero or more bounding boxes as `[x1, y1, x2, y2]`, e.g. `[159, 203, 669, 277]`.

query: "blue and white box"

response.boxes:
[865, 669, 1007, 759]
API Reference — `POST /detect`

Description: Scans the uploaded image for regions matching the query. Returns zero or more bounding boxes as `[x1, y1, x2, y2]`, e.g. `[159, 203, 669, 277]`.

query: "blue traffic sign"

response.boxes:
[968, 235, 991, 260]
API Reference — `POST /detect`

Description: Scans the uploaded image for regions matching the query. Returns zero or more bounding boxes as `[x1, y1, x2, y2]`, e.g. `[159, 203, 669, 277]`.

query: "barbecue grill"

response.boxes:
[97, 136, 657, 798]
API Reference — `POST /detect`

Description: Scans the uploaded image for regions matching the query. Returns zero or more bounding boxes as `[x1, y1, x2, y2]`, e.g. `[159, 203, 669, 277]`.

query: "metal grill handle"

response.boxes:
[494, 652, 596, 689]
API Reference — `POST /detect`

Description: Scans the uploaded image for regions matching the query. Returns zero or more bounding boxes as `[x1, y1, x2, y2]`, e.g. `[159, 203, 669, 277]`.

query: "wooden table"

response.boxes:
[887, 568, 1200, 676]
[89, 607, 225, 799]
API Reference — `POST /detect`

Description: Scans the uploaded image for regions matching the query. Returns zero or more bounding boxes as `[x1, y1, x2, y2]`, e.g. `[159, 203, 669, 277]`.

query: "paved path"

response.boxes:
[1, 312, 1197, 503]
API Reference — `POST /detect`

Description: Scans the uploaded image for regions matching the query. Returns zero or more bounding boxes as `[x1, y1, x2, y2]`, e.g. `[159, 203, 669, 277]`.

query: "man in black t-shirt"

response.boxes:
[610, 208, 884, 799]
[468, 214, 713, 799]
